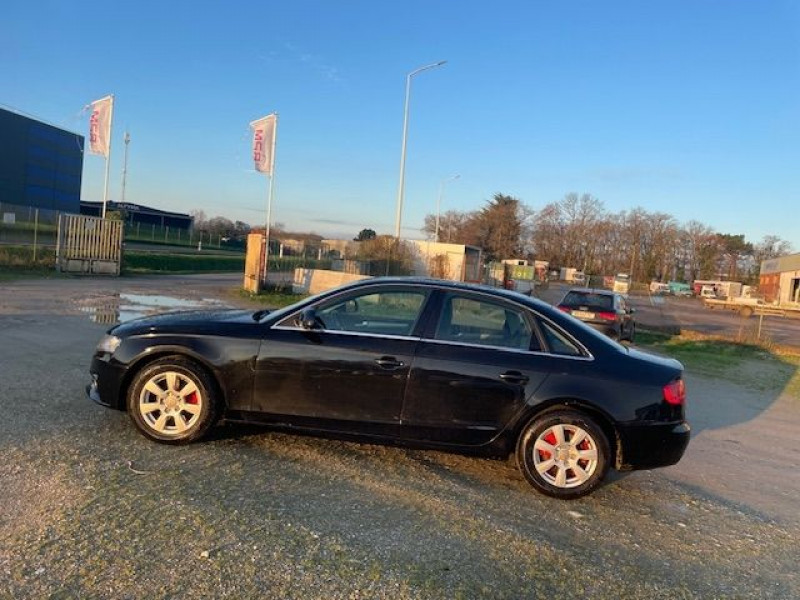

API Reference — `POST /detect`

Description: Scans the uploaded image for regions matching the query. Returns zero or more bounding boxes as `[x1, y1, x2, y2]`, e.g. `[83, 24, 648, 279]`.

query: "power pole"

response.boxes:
[121, 131, 130, 203]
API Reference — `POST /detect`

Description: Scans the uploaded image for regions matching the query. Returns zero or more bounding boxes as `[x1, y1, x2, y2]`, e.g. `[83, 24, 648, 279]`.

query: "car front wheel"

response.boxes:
[516, 410, 610, 498]
[127, 357, 218, 444]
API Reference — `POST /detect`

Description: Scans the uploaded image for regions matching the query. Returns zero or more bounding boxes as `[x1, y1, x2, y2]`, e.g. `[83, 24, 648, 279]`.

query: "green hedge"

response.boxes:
[122, 252, 245, 272]
[0, 245, 56, 270]
[0, 245, 334, 275]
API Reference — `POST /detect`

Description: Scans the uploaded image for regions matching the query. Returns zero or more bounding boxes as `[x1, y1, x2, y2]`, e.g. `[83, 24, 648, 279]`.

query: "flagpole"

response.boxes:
[101, 95, 115, 219]
[262, 113, 278, 286]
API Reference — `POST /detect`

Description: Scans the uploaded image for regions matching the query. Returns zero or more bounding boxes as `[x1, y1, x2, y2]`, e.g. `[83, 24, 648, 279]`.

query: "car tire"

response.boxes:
[516, 410, 610, 499]
[127, 356, 218, 444]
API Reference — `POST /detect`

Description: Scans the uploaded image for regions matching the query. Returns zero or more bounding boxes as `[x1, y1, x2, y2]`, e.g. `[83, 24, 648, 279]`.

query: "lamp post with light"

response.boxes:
[394, 60, 447, 239]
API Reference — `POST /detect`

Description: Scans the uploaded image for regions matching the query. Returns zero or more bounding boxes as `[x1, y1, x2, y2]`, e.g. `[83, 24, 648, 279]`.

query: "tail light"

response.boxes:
[557, 306, 571, 313]
[663, 378, 686, 406]
[596, 311, 617, 321]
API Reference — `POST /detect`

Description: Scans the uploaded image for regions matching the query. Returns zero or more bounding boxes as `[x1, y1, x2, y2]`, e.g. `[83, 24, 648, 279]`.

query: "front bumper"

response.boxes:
[86, 374, 110, 406]
[617, 420, 691, 470]
[88, 354, 127, 410]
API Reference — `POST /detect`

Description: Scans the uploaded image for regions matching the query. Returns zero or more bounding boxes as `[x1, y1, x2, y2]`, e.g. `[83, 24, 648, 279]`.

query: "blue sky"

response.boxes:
[2, 0, 798, 244]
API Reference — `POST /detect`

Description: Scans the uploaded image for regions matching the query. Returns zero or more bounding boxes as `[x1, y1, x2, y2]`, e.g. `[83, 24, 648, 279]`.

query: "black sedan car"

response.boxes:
[557, 288, 636, 342]
[88, 278, 689, 498]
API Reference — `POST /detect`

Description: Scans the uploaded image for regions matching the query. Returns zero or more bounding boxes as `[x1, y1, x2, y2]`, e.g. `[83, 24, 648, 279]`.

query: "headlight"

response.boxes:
[96, 334, 122, 354]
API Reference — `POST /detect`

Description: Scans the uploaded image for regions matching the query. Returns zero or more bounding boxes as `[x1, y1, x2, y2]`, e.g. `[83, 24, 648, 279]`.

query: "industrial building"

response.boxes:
[0, 107, 84, 218]
[80, 200, 193, 230]
[760, 253, 800, 304]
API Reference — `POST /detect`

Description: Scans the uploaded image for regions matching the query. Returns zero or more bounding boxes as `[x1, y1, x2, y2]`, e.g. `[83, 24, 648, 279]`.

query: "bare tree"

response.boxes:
[421, 210, 473, 243]
[754, 235, 793, 262]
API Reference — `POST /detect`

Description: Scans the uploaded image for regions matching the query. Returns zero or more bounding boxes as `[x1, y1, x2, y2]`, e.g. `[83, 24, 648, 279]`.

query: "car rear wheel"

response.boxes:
[127, 357, 218, 444]
[516, 410, 610, 498]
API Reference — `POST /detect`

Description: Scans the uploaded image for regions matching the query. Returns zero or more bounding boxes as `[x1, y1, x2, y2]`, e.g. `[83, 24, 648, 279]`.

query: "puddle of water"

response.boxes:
[77, 293, 230, 325]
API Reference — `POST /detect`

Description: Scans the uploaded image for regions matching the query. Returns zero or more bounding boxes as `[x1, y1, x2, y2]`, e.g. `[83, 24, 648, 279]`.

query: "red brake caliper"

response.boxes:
[185, 392, 199, 405]
[539, 430, 557, 460]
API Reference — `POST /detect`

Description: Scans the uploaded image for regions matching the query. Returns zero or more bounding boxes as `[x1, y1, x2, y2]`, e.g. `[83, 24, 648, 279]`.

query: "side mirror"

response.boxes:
[628, 307, 636, 314]
[296, 307, 321, 330]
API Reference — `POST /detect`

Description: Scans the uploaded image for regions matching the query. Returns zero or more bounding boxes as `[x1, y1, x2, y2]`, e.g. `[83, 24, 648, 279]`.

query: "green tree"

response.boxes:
[716, 233, 752, 280]
[354, 228, 377, 242]
[469, 193, 528, 262]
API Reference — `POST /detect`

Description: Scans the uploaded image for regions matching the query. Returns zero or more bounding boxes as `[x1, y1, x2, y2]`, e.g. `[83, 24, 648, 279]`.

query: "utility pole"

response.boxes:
[121, 131, 130, 203]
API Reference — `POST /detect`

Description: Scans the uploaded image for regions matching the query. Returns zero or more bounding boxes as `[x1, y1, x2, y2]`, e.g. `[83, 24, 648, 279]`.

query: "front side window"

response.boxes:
[315, 290, 427, 336]
[435, 294, 534, 350]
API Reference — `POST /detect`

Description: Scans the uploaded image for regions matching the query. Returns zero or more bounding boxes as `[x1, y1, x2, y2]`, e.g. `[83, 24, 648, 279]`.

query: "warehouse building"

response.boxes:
[80, 200, 193, 230]
[760, 253, 800, 304]
[0, 107, 84, 218]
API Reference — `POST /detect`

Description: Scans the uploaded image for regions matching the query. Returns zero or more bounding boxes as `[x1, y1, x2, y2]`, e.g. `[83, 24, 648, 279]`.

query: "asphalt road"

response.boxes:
[1, 274, 798, 598]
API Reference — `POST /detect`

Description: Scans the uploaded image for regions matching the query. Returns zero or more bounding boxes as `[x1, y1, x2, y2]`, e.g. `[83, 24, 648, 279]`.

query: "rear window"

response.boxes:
[561, 292, 614, 311]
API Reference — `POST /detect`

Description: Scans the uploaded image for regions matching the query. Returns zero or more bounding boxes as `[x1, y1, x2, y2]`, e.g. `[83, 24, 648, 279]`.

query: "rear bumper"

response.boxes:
[617, 420, 691, 470]
[584, 322, 621, 338]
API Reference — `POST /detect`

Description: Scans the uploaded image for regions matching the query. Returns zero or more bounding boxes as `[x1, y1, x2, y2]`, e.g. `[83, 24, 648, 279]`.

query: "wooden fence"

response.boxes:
[56, 214, 123, 275]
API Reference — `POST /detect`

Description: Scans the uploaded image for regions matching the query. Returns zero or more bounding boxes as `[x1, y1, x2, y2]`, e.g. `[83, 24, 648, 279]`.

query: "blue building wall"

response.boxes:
[0, 108, 84, 214]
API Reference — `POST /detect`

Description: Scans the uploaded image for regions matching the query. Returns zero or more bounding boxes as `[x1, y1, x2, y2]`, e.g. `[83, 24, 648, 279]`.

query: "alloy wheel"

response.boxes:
[532, 423, 599, 488]
[138, 370, 203, 436]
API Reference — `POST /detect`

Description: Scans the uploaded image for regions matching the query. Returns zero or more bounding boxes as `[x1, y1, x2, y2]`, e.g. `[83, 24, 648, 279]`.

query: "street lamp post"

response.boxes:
[394, 60, 447, 239]
[435, 174, 460, 243]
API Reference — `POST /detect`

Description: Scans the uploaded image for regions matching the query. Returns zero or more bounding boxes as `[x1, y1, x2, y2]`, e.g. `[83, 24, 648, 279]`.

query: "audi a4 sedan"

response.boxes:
[88, 278, 689, 498]
[557, 288, 636, 342]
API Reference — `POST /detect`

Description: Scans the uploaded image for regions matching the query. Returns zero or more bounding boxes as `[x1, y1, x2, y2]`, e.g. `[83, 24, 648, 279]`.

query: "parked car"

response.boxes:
[649, 281, 670, 295]
[88, 278, 689, 499]
[557, 288, 636, 342]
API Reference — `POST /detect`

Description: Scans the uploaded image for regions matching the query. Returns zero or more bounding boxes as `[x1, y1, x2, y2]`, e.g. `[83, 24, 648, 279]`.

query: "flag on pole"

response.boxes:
[88, 96, 113, 157]
[250, 114, 276, 175]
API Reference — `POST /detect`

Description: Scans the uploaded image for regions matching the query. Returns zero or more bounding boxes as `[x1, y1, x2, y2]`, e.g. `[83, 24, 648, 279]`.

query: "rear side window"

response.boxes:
[538, 320, 583, 356]
[435, 294, 534, 351]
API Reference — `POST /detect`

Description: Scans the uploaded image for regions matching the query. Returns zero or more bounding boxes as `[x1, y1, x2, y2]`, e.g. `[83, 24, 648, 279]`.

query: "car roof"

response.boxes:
[335, 276, 552, 308]
[564, 288, 616, 296]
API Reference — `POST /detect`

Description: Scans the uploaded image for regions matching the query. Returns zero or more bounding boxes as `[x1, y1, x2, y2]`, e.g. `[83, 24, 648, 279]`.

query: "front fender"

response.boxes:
[114, 334, 260, 412]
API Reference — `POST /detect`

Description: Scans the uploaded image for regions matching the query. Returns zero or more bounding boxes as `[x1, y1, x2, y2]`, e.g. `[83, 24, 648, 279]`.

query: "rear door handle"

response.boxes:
[375, 356, 405, 370]
[499, 370, 529, 385]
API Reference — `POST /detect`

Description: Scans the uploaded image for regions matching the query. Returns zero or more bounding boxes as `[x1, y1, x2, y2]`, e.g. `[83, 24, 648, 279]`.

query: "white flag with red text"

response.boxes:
[88, 95, 113, 157]
[250, 114, 277, 175]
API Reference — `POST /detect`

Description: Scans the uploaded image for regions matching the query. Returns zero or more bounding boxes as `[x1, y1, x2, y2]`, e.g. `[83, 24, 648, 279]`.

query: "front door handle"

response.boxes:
[375, 356, 405, 370]
[500, 370, 529, 385]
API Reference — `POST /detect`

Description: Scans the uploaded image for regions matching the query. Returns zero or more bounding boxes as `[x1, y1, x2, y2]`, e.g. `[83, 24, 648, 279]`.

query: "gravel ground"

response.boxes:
[1, 275, 799, 598]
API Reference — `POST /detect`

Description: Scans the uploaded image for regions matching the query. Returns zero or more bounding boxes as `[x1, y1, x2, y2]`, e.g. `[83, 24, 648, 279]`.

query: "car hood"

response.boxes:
[110, 309, 257, 337]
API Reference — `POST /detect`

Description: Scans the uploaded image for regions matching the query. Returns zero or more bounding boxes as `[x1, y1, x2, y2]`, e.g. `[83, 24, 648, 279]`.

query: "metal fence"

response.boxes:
[0, 202, 60, 258]
[124, 221, 223, 249]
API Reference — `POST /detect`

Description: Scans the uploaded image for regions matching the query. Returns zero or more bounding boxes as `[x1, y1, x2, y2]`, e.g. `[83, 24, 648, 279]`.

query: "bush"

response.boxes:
[123, 252, 245, 273]
[0, 245, 56, 270]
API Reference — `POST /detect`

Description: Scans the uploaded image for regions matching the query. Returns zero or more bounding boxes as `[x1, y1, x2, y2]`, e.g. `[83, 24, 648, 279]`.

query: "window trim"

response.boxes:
[419, 336, 592, 361]
[271, 281, 593, 360]
[273, 284, 432, 338]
